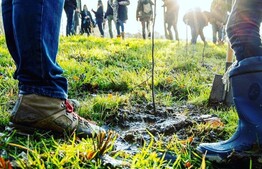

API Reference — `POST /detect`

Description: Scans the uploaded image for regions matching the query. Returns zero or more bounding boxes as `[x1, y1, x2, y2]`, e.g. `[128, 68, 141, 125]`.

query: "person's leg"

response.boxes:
[116, 20, 124, 39]
[173, 10, 179, 41]
[80, 22, 84, 34]
[167, 23, 173, 40]
[87, 25, 91, 36]
[116, 20, 121, 37]
[146, 20, 151, 38]
[120, 21, 124, 32]
[141, 20, 146, 39]
[3, 0, 67, 98]
[1, 0, 19, 69]
[97, 20, 104, 37]
[218, 26, 223, 43]
[212, 24, 218, 44]
[64, 5, 74, 36]
[2, 0, 104, 137]
[190, 27, 197, 44]
[197, 0, 262, 162]
[228, 0, 262, 61]
[172, 23, 179, 41]
[108, 15, 114, 38]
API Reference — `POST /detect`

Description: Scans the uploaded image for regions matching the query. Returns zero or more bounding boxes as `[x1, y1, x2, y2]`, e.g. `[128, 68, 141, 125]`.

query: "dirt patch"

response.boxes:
[104, 102, 262, 168]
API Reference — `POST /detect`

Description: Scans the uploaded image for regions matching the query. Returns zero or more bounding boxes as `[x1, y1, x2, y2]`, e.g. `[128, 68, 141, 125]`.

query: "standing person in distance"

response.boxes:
[92, 0, 105, 38]
[80, 4, 94, 36]
[183, 8, 210, 45]
[210, 0, 229, 44]
[136, 0, 154, 39]
[163, 0, 180, 41]
[114, 0, 130, 39]
[105, 0, 115, 38]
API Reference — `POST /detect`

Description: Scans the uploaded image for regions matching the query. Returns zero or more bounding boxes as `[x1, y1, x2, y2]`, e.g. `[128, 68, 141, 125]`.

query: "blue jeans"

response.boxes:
[2, 0, 68, 99]
[64, 5, 75, 36]
[96, 19, 104, 37]
[226, 0, 262, 61]
[107, 15, 114, 38]
[116, 20, 124, 36]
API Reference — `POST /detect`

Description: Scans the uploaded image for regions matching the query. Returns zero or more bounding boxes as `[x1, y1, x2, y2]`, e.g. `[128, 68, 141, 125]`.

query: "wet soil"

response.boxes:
[105, 102, 222, 145]
[104, 102, 262, 168]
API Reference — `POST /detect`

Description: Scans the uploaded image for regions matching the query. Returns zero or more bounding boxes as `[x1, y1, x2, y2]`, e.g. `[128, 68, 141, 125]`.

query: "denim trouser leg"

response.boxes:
[116, 21, 120, 35]
[64, 5, 74, 36]
[97, 20, 104, 37]
[2, 0, 68, 99]
[116, 20, 124, 36]
[226, 0, 262, 61]
[119, 20, 124, 33]
[107, 15, 114, 38]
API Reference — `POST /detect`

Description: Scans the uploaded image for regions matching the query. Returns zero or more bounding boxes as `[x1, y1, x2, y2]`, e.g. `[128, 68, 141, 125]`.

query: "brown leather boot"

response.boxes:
[10, 94, 105, 137]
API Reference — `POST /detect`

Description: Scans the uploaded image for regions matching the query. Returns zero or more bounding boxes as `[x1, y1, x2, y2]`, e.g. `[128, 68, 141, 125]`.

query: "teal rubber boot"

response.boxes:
[197, 56, 262, 162]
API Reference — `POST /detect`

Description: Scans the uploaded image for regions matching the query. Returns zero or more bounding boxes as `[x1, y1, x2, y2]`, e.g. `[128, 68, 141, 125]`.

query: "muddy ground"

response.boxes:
[103, 102, 262, 169]
[2, 101, 262, 168]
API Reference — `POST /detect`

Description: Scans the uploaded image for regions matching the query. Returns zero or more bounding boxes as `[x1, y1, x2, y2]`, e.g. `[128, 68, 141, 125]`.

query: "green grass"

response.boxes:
[0, 35, 238, 168]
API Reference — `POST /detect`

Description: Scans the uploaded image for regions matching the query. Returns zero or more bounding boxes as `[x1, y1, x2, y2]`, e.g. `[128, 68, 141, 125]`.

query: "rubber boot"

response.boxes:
[197, 56, 262, 163]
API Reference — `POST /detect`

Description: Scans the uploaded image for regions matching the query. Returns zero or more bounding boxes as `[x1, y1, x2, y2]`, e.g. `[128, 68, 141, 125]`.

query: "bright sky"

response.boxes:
[61, 0, 214, 40]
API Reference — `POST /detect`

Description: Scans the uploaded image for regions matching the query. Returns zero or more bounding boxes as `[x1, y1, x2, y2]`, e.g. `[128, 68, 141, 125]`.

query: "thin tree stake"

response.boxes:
[151, 0, 157, 113]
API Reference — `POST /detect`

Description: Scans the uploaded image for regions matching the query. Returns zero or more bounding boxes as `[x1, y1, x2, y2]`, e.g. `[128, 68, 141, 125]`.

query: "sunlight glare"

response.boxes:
[179, 0, 212, 12]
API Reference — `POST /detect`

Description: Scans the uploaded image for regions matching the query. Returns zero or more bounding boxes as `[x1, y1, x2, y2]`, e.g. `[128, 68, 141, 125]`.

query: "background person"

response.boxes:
[92, 0, 105, 38]
[210, 0, 229, 44]
[105, 0, 115, 38]
[73, 7, 80, 34]
[183, 8, 210, 44]
[80, 4, 94, 36]
[115, 0, 130, 39]
[163, 0, 179, 41]
[136, 0, 154, 39]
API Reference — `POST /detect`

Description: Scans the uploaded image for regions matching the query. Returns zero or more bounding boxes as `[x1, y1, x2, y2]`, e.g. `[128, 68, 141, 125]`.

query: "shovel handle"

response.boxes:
[226, 42, 233, 63]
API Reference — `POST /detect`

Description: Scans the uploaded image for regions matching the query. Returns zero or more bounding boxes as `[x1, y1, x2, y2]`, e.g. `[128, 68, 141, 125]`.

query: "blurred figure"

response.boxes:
[163, 0, 179, 41]
[105, 0, 115, 38]
[136, 0, 154, 39]
[64, 0, 77, 36]
[183, 8, 210, 44]
[210, 0, 229, 44]
[111, 0, 130, 39]
[73, 8, 80, 34]
[80, 4, 94, 36]
[92, 0, 105, 37]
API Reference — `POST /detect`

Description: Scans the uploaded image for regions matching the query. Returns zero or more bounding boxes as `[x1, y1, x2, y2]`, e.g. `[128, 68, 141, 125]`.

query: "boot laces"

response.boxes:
[65, 100, 96, 126]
